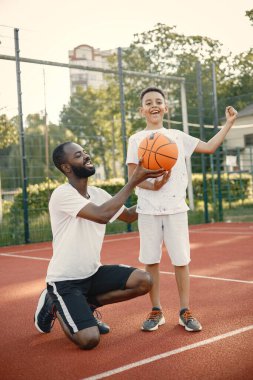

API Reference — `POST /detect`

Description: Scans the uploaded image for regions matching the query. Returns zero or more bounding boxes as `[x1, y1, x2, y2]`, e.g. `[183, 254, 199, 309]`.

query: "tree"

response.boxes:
[246, 9, 253, 24]
[59, 86, 123, 179]
[0, 114, 19, 149]
[0, 115, 20, 189]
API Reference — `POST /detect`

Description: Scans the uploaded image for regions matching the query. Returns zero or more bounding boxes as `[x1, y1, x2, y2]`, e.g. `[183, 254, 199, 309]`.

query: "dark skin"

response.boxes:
[56, 142, 166, 350]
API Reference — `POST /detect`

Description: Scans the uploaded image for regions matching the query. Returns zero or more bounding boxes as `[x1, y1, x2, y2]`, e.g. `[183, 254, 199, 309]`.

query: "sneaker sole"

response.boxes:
[179, 317, 202, 332]
[141, 315, 166, 331]
[34, 289, 48, 333]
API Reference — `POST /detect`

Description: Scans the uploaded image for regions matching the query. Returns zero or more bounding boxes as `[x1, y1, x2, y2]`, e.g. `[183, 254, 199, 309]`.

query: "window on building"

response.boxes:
[245, 134, 253, 146]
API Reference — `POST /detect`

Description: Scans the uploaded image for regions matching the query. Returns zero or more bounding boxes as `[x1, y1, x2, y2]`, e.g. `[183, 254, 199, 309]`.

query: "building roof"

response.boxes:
[236, 103, 253, 117]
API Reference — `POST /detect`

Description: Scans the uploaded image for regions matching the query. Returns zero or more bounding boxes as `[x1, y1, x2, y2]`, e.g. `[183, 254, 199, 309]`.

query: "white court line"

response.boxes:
[0, 228, 252, 256]
[81, 325, 253, 380]
[190, 229, 253, 235]
[0, 253, 50, 261]
[1, 254, 252, 284]
[160, 271, 253, 284]
[0, 236, 138, 256]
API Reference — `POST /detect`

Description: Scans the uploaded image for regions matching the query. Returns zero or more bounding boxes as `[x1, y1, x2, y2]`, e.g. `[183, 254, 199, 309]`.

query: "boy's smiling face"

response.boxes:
[140, 91, 168, 127]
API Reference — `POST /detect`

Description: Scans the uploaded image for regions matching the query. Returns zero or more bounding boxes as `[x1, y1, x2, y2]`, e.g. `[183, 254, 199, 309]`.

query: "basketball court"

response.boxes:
[0, 222, 252, 379]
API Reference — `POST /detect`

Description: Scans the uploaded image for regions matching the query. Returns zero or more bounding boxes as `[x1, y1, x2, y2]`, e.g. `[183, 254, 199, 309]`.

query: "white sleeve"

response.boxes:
[98, 188, 126, 223]
[52, 187, 89, 217]
[109, 205, 125, 223]
[179, 131, 200, 158]
[126, 135, 139, 165]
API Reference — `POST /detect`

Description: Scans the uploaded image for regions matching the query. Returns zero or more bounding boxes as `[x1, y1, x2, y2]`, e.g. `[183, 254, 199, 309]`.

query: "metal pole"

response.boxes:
[14, 28, 30, 243]
[117, 47, 128, 183]
[180, 81, 194, 210]
[43, 68, 49, 178]
[196, 62, 209, 223]
[117, 47, 131, 232]
[212, 62, 223, 221]
[0, 54, 184, 82]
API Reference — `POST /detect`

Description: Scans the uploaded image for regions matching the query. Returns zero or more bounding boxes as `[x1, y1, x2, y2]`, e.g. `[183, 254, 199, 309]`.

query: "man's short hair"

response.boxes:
[52, 142, 72, 173]
[140, 87, 165, 103]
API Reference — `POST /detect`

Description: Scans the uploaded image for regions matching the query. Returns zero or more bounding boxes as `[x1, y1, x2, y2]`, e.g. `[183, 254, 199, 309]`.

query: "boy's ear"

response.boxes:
[139, 106, 144, 116]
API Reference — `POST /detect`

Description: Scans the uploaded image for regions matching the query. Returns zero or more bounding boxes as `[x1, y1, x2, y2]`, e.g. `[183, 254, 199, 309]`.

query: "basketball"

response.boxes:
[138, 132, 178, 171]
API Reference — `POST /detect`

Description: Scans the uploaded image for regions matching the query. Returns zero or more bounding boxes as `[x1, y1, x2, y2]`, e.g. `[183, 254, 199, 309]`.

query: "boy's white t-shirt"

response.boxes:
[126, 127, 199, 215]
[46, 183, 124, 282]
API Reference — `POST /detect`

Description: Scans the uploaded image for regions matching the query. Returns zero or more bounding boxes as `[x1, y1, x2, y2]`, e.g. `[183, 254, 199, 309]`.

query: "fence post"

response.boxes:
[180, 80, 194, 210]
[117, 47, 131, 232]
[211, 63, 223, 221]
[14, 28, 30, 243]
[196, 62, 209, 223]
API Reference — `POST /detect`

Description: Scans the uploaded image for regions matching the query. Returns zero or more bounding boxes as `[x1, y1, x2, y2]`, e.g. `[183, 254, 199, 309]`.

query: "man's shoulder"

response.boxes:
[88, 185, 111, 198]
[50, 183, 72, 202]
[52, 183, 70, 195]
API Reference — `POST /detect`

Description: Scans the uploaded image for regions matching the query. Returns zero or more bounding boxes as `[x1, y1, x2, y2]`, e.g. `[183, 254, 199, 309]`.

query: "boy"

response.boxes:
[126, 86, 237, 332]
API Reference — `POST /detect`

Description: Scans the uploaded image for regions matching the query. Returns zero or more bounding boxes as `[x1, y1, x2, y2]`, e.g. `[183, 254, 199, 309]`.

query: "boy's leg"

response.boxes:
[138, 214, 165, 331]
[145, 263, 161, 309]
[174, 264, 190, 310]
[164, 213, 202, 331]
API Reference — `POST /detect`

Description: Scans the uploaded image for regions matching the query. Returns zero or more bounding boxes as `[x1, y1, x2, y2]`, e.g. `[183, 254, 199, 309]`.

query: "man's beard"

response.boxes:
[70, 164, 96, 178]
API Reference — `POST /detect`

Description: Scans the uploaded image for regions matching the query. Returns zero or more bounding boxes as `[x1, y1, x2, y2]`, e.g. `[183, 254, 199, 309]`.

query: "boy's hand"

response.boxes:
[154, 171, 171, 190]
[130, 159, 166, 186]
[226, 106, 238, 125]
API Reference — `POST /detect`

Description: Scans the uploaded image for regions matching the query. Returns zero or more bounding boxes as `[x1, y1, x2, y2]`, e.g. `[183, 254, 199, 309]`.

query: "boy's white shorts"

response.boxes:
[138, 212, 190, 266]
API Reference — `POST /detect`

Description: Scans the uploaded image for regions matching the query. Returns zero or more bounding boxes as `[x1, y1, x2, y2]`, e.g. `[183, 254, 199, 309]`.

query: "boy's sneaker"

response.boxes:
[90, 305, 110, 334]
[179, 308, 202, 332]
[141, 309, 165, 331]
[34, 289, 56, 333]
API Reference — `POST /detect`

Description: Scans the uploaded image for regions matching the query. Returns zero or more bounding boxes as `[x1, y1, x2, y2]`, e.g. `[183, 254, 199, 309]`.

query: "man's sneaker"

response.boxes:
[179, 308, 202, 332]
[90, 305, 110, 334]
[34, 289, 56, 333]
[141, 309, 165, 331]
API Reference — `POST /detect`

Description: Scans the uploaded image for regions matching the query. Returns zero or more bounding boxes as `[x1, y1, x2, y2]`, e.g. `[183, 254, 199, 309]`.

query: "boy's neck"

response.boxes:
[144, 123, 164, 131]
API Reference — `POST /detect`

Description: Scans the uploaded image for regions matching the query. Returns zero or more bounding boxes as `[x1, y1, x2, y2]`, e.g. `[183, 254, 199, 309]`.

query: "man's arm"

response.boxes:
[77, 163, 166, 224]
[194, 106, 237, 154]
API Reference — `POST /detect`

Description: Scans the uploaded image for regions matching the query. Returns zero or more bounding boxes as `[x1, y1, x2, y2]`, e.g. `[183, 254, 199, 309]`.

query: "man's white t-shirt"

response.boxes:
[126, 127, 199, 215]
[46, 183, 124, 283]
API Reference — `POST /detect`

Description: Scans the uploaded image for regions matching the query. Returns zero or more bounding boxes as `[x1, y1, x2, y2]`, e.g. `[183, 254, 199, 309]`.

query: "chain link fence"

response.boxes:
[0, 30, 252, 246]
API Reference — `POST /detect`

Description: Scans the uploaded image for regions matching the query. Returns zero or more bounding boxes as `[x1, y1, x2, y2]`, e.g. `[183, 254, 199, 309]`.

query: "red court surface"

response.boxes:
[0, 222, 252, 380]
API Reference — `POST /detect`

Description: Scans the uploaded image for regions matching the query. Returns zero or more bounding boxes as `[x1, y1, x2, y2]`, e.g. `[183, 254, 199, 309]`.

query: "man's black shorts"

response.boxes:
[47, 264, 137, 334]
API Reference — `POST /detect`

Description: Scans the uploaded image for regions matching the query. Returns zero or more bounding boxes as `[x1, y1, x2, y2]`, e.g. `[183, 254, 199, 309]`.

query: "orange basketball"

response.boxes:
[138, 132, 178, 171]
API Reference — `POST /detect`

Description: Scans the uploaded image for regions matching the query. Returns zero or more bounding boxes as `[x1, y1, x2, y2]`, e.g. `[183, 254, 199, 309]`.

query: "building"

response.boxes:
[223, 104, 253, 172]
[68, 44, 115, 94]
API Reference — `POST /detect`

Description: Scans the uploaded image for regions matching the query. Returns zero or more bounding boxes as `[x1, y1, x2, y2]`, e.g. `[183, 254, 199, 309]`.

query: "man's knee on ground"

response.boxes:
[75, 328, 100, 350]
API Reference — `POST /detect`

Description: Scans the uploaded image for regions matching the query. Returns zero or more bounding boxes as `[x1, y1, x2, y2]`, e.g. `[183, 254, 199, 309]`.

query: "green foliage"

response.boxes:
[9, 173, 251, 220]
[192, 173, 251, 202]
[10, 178, 61, 217]
[59, 85, 123, 179]
[0, 114, 19, 148]
[246, 9, 253, 24]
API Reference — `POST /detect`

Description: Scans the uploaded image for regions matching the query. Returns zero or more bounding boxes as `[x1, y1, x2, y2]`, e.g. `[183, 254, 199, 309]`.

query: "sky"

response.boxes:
[0, 0, 252, 123]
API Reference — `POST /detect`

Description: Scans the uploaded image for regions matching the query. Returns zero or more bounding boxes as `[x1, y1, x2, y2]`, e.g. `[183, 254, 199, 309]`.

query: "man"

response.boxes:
[34, 141, 166, 350]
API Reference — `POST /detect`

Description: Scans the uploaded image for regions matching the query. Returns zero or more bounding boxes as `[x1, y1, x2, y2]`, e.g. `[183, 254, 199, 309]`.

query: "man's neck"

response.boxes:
[68, 177, 89, 197]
